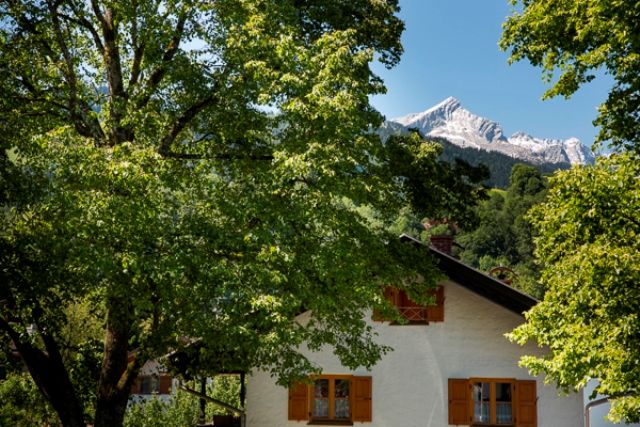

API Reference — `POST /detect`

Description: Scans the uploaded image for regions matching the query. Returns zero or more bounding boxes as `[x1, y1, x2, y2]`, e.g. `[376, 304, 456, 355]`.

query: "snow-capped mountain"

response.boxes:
[391, 97, 595, 165]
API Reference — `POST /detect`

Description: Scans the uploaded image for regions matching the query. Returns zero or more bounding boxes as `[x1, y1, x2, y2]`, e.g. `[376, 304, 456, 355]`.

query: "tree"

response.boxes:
[457, 164, 547, 298]
[501, 0, 640, 151]
[509, 153, 640, 422]
[0, 2, 462, 426]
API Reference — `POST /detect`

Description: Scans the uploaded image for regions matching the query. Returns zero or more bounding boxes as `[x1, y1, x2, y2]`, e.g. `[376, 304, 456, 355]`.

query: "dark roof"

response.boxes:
[400, 234, 538, 315]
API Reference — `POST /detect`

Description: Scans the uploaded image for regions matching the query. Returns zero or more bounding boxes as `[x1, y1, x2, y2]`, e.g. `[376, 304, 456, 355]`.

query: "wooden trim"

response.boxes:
[289, 382, 309, 421]
[352, 376, 372, 422]
[426, 285, 445, 322]
[448, 378, 471, 425]
[158, 375, 172, 394]
[515, 380, 537, 427]
[467, 378, 519, 426]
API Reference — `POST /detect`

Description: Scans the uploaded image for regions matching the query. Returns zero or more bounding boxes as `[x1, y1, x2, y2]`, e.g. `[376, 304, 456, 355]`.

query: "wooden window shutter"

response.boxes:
[130, 377, 141, 394]
[288, 382, 309, 421]
[426, 285, 445, 322]
[158, 375, 173, 394]
[373, 287, 397, 321]
[448, 378, 471, 425]
[352, 376, 372, 422]
[515, 380, 537, 427]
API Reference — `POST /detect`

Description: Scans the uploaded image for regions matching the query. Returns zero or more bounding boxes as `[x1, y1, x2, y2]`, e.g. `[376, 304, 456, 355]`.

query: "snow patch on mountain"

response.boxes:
[391, 97, 595, 165]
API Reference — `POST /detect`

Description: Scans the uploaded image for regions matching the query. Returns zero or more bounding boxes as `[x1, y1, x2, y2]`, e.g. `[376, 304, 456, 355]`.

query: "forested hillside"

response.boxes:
[455, 164, 548, 299]
[435, 137, 571, 188]
[378, 124, 571, 188]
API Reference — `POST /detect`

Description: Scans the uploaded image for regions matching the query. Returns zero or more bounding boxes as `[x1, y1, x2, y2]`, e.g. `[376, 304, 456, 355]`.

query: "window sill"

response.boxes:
[307, 420, 354, 426]
[471, 424, 514, 426]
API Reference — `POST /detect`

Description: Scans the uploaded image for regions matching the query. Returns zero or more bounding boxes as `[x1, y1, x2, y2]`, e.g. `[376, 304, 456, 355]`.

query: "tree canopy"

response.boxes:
[0, 1, 485, 426]
[501, 0, 640, 151]
[509, 153, 640, 423]
[457, 164, 547, 298]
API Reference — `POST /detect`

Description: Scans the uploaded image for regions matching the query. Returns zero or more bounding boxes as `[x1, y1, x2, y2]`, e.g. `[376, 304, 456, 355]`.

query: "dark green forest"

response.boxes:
[435, 137, 570, 188]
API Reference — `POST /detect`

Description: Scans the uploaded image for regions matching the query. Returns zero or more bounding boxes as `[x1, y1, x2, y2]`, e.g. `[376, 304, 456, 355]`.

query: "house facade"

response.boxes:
[129, 358, 174, 401]
[246, 237, 584, 427]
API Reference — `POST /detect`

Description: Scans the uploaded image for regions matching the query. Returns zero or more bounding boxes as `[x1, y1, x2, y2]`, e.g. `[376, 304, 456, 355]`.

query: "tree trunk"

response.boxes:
[93, 298, 139, 427]
[0, 317, 86, 427]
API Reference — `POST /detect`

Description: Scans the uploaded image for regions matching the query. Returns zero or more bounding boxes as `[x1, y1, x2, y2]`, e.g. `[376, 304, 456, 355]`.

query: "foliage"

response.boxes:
[457, 164, 547, 298]
[384, 131, 489, 229]
[501, 0, 640, 151]
[509, 153, 640, 422]
[124, 390, 199, 427]
[0, 1, 466, 426]
[435, 136, 570, 188]
[0, 372, 61, 427]
[206, 375, 243, 417]
[124, 375, 243, 426]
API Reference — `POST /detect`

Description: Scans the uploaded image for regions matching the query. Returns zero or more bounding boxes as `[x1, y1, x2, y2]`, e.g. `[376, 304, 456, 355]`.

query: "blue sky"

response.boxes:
[371, 1, 613, 148]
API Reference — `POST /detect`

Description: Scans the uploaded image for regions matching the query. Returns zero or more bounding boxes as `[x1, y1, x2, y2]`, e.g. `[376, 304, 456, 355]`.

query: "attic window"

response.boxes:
[374, 285, 444, 323]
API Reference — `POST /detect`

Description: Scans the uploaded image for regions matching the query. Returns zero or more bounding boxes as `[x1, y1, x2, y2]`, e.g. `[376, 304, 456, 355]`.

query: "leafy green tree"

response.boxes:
[457, 164, 547, 298]
[509, 153, 640, 423]
[501, 0, 640, 151]
[124, 390, 200, 427]
[0, 2, 467, 427]
[0, 372, 61, 427]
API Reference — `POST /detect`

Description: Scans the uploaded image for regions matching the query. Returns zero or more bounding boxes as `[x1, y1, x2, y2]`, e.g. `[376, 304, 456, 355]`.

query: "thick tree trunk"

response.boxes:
[0, 317, 85, 427]
[93, 298, 139, 427]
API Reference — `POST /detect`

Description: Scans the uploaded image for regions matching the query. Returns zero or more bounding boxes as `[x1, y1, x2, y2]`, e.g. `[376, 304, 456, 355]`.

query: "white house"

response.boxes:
[246, 236, 584, 427]
[129, 358, 174, 401]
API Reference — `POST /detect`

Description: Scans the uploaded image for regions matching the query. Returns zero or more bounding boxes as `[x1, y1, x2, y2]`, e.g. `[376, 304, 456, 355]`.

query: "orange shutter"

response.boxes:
[373, 287, 398, 321]
[515, 380, 537, 427]
[352, 376, 372, 422]
[288, 383, 309, 421]
[130, 377, 141, 394]
[158, 375, 173, 394]
[448, 378, 471, 425]
[398, 289, 426, 321]
[426, 285, 445, 322]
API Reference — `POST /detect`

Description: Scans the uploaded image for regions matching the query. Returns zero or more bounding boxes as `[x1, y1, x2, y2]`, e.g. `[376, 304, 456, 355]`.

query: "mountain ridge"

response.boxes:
[390, 97, 595, 166]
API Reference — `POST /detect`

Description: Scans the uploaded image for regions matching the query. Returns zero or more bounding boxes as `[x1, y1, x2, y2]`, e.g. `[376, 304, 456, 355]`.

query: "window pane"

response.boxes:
[496, 383, 513, 424]
[334, 379, 350, 419]
[472, 382, 490, 423]
[313, 379, 329, 417]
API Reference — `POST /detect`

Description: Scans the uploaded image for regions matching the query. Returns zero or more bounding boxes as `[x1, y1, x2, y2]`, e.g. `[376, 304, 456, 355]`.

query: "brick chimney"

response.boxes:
[429, 235, 454, 255]
[424, 219, 457, 255]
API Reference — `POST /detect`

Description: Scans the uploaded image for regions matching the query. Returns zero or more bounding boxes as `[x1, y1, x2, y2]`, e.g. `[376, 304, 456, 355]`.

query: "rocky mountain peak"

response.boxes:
[389, 98, 595, 166]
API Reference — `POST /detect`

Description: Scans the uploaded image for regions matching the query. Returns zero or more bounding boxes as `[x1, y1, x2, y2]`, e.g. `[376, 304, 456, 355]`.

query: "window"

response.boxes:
[471, 380, 513, 424]
[448, 378, 537, 427]
[374, 285, 444, 323]
[312, 377, 351, 421]
[131, 374, 173, 395]
[288, 375, 372, 424]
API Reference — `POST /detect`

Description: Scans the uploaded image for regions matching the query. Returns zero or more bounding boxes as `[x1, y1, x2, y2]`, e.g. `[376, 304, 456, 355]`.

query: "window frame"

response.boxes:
[374, 285, 444, 324]
[308, 375, 354, 425]
[470, 378, 515, 426]
[448, 377, 537, 427]
[288, 375, 372, 425]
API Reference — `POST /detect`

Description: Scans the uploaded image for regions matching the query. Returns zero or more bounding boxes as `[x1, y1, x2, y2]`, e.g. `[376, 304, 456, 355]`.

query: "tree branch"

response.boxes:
[0, 312, 85, 427]
[158, 93, 219, 156]
[6, 1, 105, 142]
[65, 4, 105, 53]
[93, 3, 132, 146]
[135, 10, 189, 109]
[160, 151, 275, 161]
[127, 0, 145, 91]
[180, 385, 245, 415]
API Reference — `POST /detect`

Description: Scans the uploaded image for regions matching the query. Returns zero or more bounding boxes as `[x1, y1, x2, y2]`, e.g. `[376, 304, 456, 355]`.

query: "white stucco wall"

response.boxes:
[584, 381, 640, 427]
[247, 279, 584, 427]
